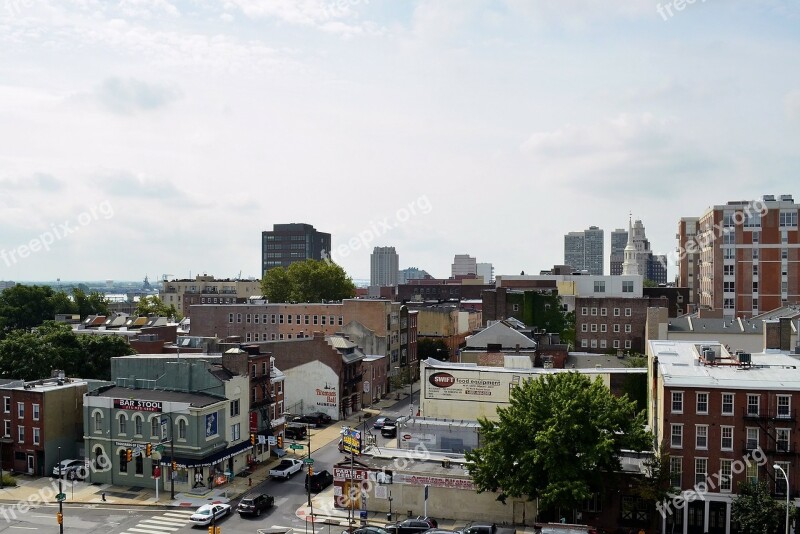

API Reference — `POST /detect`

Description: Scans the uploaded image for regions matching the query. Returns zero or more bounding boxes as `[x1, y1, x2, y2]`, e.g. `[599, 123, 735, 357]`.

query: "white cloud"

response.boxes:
[785, 90, 800, 121]
[225, 0, 378, 36]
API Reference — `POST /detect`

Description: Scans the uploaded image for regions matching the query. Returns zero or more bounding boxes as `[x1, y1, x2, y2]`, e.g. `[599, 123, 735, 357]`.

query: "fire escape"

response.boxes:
[251, 371, 274, 437]
[742, 399, 797, 497]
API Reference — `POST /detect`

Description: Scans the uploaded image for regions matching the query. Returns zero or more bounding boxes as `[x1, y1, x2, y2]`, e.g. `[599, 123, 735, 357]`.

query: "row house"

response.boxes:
[648, 340, 800, 534]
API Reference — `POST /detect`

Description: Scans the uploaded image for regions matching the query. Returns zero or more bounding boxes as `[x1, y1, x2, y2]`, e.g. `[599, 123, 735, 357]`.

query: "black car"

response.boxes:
[305, 469, 334, 492]
[285, 423, 308, 440]
[342, 528, 391, 534]
[386, 517, 439, 534]
[236, 493, 274, 517]
[293, 415, 319, 427]
[381, 424, 397, 438]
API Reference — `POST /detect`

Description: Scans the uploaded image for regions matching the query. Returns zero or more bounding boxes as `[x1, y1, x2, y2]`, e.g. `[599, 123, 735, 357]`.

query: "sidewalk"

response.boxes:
[0, 395, 403, 509]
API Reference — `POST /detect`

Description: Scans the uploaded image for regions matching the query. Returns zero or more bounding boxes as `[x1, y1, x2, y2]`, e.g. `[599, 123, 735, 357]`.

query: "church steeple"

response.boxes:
[622, 214, 639, 276]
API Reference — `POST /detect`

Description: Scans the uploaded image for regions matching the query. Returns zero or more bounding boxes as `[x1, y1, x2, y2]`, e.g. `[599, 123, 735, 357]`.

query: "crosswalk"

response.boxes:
[118, 509, 196, 534]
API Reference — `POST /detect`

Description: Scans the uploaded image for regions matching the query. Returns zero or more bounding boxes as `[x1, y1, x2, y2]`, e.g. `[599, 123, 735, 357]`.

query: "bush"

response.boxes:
[1, 473, 17, 486]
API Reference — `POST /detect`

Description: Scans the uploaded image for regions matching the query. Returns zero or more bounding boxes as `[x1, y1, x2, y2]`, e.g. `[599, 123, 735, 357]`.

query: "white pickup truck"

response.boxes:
[269, 458, 304, 480]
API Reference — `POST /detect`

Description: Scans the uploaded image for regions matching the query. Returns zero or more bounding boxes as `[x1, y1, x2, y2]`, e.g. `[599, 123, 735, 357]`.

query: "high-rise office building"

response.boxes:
[476, 263, 494, 284]
[563, 226, 604, 275]
[451, 254, 478, 277]
[609, 228, 628, 275]
[261, 223, 331, 276]
[398, 267, 431, 284]
[370, 246, 399, 287]
[677, 217, 700, 304]
[679, 194, 800, 318]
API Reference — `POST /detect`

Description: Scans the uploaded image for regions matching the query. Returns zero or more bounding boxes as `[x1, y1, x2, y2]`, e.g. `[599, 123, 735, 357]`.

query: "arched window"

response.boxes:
[135, 454, 143, 475]
[134, 415, 143, 435]
[118, 414, 127, 434]
[151, 418, 159, 437]
[94, 412, 102, 432]
[178, 419, 186, 439]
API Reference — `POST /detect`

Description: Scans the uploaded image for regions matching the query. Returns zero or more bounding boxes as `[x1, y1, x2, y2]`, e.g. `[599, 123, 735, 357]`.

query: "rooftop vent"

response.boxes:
[763, 195, 776, 202]
[780, 194, 794, 202]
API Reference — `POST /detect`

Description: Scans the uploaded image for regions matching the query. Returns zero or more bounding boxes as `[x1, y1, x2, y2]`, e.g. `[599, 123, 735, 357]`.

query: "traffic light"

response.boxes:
[207, 527, 221, 534]
[308, 466, 313, 477]
[171, 460, 177, 471]
[126, 449, 132, 462]
[250, 433, 255, 445]
[277, 435, 283, 448]
[145, 443, 152, 457]
[56, 512, 63, 525]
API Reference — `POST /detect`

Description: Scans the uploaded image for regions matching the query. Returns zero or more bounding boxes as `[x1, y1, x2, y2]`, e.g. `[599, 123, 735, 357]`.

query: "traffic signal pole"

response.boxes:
[58, 446, 63, 534]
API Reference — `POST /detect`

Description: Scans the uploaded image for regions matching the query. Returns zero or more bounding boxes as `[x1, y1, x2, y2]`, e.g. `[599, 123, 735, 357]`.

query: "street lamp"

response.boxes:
[774, 463, 790, 534]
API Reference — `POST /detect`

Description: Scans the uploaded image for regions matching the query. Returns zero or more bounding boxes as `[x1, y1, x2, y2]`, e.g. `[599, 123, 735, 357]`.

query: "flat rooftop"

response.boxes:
[89, 386, 223, 407]
[649, 340, 800, 390]
[423, 358, 646, 375]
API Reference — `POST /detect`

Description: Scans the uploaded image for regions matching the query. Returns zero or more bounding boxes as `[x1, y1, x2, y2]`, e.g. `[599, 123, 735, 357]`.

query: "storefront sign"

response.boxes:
[394, 474, 476, 491]
[249, 412, 258, 433]
[425, 370, 511, 403]
[114, 399, 163, 412]
[334, 467, 369, 481]
[341, 427, 361, 455]
[400, 432, 437, 445]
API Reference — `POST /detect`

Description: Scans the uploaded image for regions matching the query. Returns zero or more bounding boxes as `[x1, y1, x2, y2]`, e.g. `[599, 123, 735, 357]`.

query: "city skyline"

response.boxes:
[1, 2, 798, 281]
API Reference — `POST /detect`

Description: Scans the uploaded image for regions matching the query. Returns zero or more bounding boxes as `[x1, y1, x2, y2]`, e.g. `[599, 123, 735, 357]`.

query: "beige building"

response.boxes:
[160, 275, 261, 316]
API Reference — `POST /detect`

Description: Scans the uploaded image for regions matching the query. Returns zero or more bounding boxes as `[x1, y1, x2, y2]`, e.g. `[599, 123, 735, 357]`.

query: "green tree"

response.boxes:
[135, 295, 180, 319]
[0, 285, 75, 338]
[561, 310, 576, 348]
[261, 260, 356, 303]
[631, 445, 674, 531]
[643, 279, 659, 288]
[465, 372, 652, 512]
[418, 338, 449, 360]
[732, 480, 799, 534]
[71, 288, 110, 318]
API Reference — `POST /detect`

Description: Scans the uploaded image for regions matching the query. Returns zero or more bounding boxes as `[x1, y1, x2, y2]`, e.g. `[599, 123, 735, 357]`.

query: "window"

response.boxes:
[338, 316, 343, 326]
[624, 340, 632, 349]
[696, 392, 709, 414]
[236, 313, 241, 323]
[746, 461, 758, 484]
[669, 457, 682, 488]
[230, 399, 240, 417]
[600, 340, 607, 349]
[613, 324, 620, 333]
[32, 427, 40, 445]
[782, 248, 788, 260]
[17, 402, 23, 418]
[721, 426, 733, 451]
[279, 314, 283, 324]
[670, 424, 683, 448]
[581, 324, 588, 332]
[695, 425, 708, 449]
[723, 230, 735, 244]
[600, 324, 607, 333]
[135, 454, 143, 476]
[746, 427, 758, 449]
[591, 324, 597, 332]
[286, 314, 291, 324]
[777, 429, 790, 452]
[613, 308, 620, 316]
[744, 211, 761, 228]
[313, 315, 318, 325]
[723, 392, 738, 418]
[724, 265, 734, 276]
[752, 281, 758, 292]
[622, 281, 634, 293]
[581, 339, 588, 348]
[591, 339, 598, 348]
[581, 307, 588, 316]
[613, 340, 620, 349]
[32, 404, 39, 421]
[246, 313, 251, 323]
[591, 307, 597, 316]
[297, 315, 301, 324]
[776, 462, 790, 495]
[720, 459, 732, 492]
[625, 324, 632, 333]
[723, 281, 735, 293]
[305, 315, 310, 325]
[778, 395, 791, 418]
[321, 315, 326, 325]
[231, 423, 241, 441]
[723, 298, 734, 310]
[694, 458, 708, 486]
[624, 308, 632, 316]
[151, 418, 159, 437]
[3, 420, 9, 437]
[752, 264, 758, 276]
[594, 281, 605, 293]
[94, 412, 102, 432]
[752, 230, 760, 244]
[672, 392, 684, 413]
[228, 313, 234, 323]
[119, 414, 127, 434]
[753, 248, 759, 260]
[2, 397, 8, 414]
[17, 425, 24, 443]
[254, 314, 259, 324]
[600, 308, 607, 316]
[178, 419, 187, 440]
[747, 394, 759, 416]
[271, 314, 276, 324]
[779, 210, 798, 227]
[120, 450, 128, 473]
[134, 415, 143, 436]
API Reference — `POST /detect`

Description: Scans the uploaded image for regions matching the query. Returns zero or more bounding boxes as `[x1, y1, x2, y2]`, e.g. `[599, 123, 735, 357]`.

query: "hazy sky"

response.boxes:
[1, 0, 799, 283]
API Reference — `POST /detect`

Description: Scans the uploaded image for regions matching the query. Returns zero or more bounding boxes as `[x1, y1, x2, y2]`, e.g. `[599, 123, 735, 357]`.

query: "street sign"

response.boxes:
[267, 436, 276, 446]
[56, 493, 66, 501]
[303, 458, 315, 465]
[156, 444, 165, 453]
[289, 443, 304, 450]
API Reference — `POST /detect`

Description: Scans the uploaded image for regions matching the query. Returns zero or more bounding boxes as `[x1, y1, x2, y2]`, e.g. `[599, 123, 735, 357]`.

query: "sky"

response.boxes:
[1, 0, 799, 284]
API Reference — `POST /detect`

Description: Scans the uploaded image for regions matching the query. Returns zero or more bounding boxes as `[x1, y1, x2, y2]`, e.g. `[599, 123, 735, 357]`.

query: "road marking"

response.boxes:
[135, 521, 180, 531]
[148, 515, 191, 523]
[9, 527, 38, 530]
[140, 518, 187, 527]
[163, 512, 194, 519]
[127, 528, 179, 534]
[164, 510, 195, 515]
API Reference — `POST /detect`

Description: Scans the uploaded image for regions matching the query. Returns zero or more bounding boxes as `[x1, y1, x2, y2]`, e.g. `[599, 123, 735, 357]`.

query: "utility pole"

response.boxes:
[58, 446, 64, 534]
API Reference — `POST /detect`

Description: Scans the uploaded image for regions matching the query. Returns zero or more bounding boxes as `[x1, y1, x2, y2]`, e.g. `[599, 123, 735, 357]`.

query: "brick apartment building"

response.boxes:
[648, 340, 800, 534]
[189, 299, 411, 380]
[678, 194, 800, 319]
[0, 375, 88, 476]
[576, 296, 669, 354]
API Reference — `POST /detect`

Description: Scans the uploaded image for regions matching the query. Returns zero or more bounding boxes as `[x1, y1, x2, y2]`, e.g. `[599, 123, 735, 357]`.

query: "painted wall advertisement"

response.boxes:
[425, 369, 515, 403]
[205, 412, 218, 437]
[394, 473, 476, 491]
[316, 384, 337, 408]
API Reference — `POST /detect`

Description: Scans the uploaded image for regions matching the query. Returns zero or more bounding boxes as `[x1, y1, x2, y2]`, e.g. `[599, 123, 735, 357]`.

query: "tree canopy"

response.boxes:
[465, 372, 652, 511]
[0, 322, 135, 381]
[261, 260, 356, 303]
[135, 295, 180, 319]
[418, 338, 450, 360]
[732, 480, 798, 534]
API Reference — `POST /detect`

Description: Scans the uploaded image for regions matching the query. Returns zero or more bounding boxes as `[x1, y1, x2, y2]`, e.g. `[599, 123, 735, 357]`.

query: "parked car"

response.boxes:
[236, 492, 274, 517]
[373, 417, 393, 429]
[381, 424, 397, 438]
[269, 458, 304, 480]
[189, 503, 231, 526]
[305, 469, 334, 493]
[293, 415, 319, 428]
[306, 411, 333, 425]
[285, 423, 308, 440]
[386, 517, 439, 534]
[342, 527, 391, 534]
[52, 459, 87, 480]
[454, 523, 515, 534]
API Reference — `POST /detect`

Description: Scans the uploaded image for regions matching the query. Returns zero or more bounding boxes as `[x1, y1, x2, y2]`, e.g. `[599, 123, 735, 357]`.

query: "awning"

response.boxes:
[362, 408, 381, 416]
[161, 439, 253, 469]
[271, 447, 287, 458]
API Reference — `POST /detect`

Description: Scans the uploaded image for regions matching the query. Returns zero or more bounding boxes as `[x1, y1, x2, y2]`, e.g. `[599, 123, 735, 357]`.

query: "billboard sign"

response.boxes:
[114, 399, 163, 412]
[341, 427, 362, 455]
[425, 369, 512, 403]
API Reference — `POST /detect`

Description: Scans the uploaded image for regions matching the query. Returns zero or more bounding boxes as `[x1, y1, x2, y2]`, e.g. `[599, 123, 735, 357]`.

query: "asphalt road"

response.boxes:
[1, 392, 419, 534]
